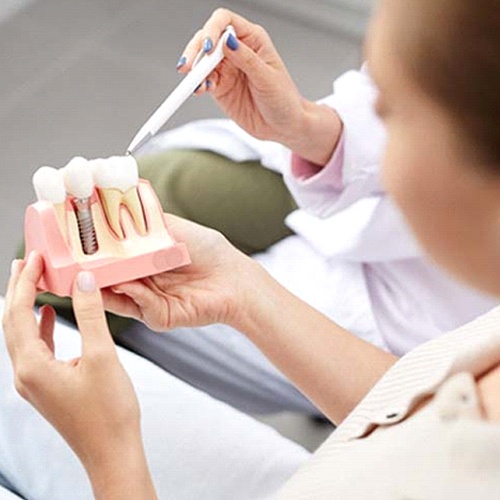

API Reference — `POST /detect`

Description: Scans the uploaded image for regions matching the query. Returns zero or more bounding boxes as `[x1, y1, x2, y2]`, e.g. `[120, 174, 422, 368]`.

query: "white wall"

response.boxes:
[327, 0, 373, 10]
[0, 0, 37, 24]
[234, 0, 373, 38]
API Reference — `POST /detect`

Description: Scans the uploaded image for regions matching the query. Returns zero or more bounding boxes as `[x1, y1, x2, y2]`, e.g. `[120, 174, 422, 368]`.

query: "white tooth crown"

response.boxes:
[92, 156, 139, 192]
[63, 157, 95, 199]
[91, 155, 146, 238]
[32, 166, 67, 204]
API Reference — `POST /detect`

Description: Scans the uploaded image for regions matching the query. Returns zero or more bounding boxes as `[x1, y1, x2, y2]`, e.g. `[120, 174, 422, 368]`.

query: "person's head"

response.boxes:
[366, 0, 500, 296]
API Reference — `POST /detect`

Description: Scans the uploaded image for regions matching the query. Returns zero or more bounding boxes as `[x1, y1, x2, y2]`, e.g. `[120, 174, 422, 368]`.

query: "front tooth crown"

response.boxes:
[91, 156, 139, 192]
[32, 166, 66, 204]
[63, 157, 95, 199]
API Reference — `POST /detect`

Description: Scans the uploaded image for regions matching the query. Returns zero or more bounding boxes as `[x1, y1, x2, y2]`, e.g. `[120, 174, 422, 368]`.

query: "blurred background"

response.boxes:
[0, 0, 371, 449]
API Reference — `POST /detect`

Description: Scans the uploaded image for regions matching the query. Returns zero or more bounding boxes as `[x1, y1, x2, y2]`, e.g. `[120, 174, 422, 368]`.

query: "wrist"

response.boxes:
[83, 432, 156, 499]
[228, 260, 284, 337]
[282, 100, 343, 166]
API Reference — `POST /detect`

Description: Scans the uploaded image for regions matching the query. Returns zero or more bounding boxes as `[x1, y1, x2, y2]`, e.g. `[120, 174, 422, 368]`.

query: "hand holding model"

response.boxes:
[102, 214, 261, 332]
[2, 254, 157, 498]
[103, 210, 394, 425]
[179, 8, 342, 165]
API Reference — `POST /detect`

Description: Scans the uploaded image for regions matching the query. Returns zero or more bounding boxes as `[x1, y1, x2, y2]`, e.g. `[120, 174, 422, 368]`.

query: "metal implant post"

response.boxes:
[72, 197, 98, 255]
[63, 157, 99, 255]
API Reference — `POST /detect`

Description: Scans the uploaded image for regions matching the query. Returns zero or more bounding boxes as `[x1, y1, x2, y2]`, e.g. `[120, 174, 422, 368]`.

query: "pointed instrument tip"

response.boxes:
[126, 131, 153, 158]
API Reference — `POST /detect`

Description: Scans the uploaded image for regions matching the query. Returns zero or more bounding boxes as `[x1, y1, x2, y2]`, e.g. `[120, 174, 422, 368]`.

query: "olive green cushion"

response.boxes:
[138, 149, 296, 254]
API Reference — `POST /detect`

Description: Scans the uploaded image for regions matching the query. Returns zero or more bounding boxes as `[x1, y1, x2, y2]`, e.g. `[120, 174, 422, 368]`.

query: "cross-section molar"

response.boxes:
[91, 156, 147, 239]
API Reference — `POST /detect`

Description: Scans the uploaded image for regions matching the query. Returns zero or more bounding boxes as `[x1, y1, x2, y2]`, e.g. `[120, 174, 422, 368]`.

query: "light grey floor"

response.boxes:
[0, 0, 363, 451]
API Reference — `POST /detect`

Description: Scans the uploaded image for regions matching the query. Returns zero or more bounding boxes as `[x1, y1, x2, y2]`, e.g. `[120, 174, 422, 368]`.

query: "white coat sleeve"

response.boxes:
[283, 65, 423, 262]
[283, 64, 386, 216]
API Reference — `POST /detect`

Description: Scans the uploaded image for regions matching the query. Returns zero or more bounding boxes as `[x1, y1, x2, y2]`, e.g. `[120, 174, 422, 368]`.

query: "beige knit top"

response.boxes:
[277, 306, 500, 499]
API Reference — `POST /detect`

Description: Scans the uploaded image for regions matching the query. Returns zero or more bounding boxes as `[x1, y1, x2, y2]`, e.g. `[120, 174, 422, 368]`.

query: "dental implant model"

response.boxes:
[24, 154, 190, 297]
[32, 166, 67, 237]
[63, 157, 98, 255]
[91, 155, 147, 239]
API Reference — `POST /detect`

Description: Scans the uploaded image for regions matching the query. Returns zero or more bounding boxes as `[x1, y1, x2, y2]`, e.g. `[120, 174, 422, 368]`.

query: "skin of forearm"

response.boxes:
[232, 262, 398, 424]
[282, 99, 343, 166]
[83, 434, 157, 499]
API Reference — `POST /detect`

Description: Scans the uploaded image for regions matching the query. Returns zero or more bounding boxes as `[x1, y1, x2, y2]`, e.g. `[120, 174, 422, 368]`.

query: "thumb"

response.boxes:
[72, 271, 115, 359]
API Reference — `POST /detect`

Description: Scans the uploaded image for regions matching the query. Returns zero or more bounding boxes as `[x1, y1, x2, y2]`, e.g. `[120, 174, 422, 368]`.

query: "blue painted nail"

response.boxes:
[226, 33, 238, 51]
[203, 37, 213, 53]
[176, 56, 187, 69]
[206, 80, 211, 89]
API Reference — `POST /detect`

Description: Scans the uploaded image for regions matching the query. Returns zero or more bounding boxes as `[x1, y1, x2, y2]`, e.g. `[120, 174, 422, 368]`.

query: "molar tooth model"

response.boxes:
[91, 156, 147, 238]
[25, 155, 190, 297]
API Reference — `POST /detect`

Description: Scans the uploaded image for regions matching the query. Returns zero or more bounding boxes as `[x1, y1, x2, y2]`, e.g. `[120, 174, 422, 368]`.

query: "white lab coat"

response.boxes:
[146, 67, 498, 356]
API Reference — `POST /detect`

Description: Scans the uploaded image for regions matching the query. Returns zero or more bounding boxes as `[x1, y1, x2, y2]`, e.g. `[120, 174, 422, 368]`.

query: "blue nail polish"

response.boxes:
[226, 33, 238, 51]
[206, 80, 211, 89]
[176, 56, 187, 69]
[203, 37, 213, 53]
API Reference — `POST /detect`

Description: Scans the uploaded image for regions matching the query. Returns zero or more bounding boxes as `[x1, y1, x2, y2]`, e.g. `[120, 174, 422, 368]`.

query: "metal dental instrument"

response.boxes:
[126, 25, 236, 156]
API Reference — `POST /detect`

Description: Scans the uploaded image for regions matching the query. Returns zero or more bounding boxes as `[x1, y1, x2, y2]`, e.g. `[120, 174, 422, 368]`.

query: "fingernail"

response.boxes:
[111, 287, 124, 295]
[226, 33, 238, 51]
[206, 80, 211, 89]
[40, 304, 53, 314]
[176, 55, 187, 69]
[203, 37, 213, 53]
[77, 271, 96, 293]
[10, 259, 19, 274]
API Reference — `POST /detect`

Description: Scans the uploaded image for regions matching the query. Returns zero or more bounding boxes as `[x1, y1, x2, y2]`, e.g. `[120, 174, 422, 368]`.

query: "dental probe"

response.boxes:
[126, 25, 236, 156]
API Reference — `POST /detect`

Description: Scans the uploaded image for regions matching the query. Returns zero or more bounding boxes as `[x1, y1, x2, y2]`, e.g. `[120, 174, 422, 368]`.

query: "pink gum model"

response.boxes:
[24, 179, 191, 297]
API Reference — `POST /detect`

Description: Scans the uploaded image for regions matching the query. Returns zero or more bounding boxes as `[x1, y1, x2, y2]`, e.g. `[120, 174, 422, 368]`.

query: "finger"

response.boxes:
[199, 11, 231, 56]
[221, 36, 270, 83]
[101, 288, 142, 320]
[9, 252, 44, 336]
[72, 271, 115, 360]
[177, 9, 261, 72]
[2, 260, 23, 359]
[206, 69, 220, 92]
[13, 252, 44, 304]
[201, 9, 263, 50]
[177, 30, 204, 73]
[4, 258, 25, 312]
[3, 253, 48, 365]
[113, 281, 167, 331]
[39, 305, 56, 355]
[193, 79, 211, 96]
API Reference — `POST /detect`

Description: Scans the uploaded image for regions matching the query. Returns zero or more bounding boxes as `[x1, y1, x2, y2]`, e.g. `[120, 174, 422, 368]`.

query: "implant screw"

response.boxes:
[72, 198, 98, 255]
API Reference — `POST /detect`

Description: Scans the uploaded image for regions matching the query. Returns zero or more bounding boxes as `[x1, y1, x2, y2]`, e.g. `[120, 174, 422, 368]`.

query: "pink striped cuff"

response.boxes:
[290, 134, 345, 190]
